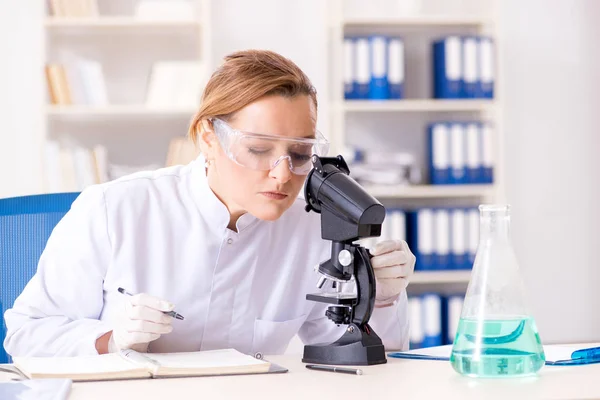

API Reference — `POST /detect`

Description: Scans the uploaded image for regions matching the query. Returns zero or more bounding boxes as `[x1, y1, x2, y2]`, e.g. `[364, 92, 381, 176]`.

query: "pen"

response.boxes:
[306, 364, 363, 375]
[117, 287, 185, 320]
[571, 346, 600, 360]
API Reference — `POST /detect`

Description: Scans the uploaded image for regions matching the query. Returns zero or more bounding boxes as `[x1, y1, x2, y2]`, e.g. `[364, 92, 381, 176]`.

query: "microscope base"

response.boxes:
[302, 323, 387, 366]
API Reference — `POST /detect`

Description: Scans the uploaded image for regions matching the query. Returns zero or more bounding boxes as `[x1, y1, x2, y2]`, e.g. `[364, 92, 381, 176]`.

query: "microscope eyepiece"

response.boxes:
[304, 155, 385, 243]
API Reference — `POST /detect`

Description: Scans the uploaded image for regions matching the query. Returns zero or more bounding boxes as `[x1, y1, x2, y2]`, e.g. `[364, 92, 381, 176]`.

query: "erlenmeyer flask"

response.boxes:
[450, 204, 545, 377]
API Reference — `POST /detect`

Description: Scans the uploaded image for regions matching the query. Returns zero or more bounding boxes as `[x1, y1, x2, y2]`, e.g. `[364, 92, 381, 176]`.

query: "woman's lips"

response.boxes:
[260, 192, 288, 200]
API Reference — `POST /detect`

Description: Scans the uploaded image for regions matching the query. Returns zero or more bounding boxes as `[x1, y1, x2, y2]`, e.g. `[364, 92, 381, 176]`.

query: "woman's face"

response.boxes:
[203, 94, 317, 226]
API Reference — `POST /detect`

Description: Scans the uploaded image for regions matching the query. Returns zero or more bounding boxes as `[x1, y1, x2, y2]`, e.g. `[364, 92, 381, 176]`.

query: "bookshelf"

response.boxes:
[327, 1, 503, 348]
[42, 0, 209, 193]
[327, 0, 502, 293]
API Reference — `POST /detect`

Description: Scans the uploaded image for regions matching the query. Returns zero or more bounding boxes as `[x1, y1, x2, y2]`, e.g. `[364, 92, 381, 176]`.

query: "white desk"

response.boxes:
[2, 349, 600, 400]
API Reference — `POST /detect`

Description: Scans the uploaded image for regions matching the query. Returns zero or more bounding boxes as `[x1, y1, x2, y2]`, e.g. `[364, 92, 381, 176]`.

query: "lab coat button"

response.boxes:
[227, 238, 233, 244]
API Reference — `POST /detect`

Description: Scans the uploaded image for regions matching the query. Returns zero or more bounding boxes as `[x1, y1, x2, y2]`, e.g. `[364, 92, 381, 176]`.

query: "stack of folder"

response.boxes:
[428, 122, 494, 185]
[407, 207, 479, 271]
[433, 36, 495, 99]
[409, 294, 465, 349]
[343, 35, 405, 100]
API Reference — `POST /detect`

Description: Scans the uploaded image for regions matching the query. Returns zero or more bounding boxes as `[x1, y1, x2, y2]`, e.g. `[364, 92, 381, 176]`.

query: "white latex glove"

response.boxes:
[108, 293, 175, 353]
[370, 240, 416, 307]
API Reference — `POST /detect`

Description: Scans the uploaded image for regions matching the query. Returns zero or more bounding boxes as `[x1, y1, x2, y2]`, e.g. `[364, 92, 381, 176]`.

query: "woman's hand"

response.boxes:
[108, 293, 175, 353]
[369, 240, 416, 307]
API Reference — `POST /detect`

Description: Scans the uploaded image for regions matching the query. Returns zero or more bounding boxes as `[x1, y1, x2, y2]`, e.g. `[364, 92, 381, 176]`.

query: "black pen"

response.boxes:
[117, 287, 185, 320]
[306, 364, 363, 375]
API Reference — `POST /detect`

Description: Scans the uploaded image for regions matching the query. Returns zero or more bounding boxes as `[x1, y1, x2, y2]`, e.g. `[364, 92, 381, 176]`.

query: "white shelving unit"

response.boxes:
[342, 16, 493, 28]
[46, 105, 197, 118]
[362, 184, 493, 199]
[327, 0, 502, 293]
[44, 17, 202, 29]
[411, 270, 472, 285]
[41, 0, 211, 192]
[340, 99, 495, 112]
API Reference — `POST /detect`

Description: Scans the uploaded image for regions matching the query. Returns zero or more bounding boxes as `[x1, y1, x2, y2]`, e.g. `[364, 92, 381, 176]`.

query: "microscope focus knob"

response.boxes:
[338, 249, 353, 267]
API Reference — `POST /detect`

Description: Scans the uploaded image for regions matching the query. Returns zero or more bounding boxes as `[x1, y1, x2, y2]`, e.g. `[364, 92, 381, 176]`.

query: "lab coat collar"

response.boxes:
[190, 155, 259, 234]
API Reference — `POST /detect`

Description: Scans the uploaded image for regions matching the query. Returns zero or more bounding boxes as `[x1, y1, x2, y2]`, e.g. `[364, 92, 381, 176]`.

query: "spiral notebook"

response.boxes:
[12, 348, 286, 382]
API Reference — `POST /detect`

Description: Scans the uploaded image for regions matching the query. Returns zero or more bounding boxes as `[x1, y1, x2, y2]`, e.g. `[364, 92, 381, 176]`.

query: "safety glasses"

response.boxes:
[210, 118, 329, 175]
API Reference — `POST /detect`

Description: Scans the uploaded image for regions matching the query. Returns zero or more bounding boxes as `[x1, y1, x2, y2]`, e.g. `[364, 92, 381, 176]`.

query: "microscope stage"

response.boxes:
[306, 292, 357, 305]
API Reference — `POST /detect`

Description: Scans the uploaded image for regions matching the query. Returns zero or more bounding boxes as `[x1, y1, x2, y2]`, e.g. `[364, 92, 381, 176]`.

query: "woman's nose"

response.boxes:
[269, 156, 293, 183]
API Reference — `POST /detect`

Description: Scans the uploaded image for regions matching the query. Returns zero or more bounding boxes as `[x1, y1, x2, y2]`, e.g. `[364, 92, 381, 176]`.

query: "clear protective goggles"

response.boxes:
[210, 118, 330, 175]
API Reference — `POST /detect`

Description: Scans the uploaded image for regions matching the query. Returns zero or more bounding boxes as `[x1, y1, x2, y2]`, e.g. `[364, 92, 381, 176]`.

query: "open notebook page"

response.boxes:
[145, 349, 270, 373]
[12, 354, 149, 380]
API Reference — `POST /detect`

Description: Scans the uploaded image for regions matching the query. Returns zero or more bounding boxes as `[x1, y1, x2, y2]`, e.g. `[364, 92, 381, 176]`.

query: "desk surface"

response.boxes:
[3, 349, 600, 400]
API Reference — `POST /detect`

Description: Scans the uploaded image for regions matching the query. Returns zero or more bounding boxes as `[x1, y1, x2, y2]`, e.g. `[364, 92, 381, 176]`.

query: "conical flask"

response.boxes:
[450, 204, 545, 377]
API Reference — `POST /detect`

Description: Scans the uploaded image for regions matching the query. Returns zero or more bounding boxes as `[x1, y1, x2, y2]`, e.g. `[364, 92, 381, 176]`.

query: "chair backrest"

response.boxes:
[0, 192, 80, 363]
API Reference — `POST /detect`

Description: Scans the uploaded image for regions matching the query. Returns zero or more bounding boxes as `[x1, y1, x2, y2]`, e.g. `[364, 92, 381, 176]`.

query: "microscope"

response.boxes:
[302, 154, 387, 366]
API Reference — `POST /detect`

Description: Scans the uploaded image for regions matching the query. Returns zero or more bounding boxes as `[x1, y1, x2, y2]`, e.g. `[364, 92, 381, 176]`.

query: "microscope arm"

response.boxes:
[351, 246, 377, 327]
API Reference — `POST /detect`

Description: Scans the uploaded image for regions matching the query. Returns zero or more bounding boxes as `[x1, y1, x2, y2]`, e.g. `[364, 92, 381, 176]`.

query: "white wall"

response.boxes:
[0, 1, 45, 198]
[0, 0, 598, 344]
[500, 0, 600, 343]
[210, 0, 330, 135]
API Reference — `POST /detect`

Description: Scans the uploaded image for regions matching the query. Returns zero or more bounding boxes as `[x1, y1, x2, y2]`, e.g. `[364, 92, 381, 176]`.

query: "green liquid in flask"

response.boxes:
[450, 316, 545, 377]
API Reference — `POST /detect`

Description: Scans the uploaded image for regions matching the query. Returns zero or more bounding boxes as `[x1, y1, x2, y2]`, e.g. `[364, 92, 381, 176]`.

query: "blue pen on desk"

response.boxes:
[571, 346, 600, 361]
[117, 287, 184, 320]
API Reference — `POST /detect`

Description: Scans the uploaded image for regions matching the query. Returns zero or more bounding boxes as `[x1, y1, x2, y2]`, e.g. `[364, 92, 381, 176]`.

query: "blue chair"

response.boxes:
[0, 192, 80, 363]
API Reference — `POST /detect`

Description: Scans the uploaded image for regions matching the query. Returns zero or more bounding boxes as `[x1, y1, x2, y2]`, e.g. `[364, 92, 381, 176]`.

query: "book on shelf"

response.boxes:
[44, 137, 199, 193]
[45, 64, 72, 105]
[44, 141, 109, 192]
[47, 0, 99, 17]
[146, 61, 206, 109]
[45, 59, 108, 106]
[12, 348, 275, 382]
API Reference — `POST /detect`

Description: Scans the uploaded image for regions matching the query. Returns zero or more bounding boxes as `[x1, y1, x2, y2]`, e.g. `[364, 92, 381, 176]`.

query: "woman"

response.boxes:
[4, 50, 415, 357]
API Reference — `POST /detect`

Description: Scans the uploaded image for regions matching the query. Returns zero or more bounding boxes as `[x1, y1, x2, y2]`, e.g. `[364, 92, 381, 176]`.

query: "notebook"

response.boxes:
[12, 348, 277, 382]
[389, 344, 600, 366]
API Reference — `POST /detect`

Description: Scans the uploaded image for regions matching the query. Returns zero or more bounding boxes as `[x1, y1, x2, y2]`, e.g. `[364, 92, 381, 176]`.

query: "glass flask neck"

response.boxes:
[479, 205, 511, 242]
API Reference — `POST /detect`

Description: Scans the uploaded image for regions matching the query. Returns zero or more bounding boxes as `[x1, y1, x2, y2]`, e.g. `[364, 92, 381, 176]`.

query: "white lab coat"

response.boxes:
[4, 156, 409, 357]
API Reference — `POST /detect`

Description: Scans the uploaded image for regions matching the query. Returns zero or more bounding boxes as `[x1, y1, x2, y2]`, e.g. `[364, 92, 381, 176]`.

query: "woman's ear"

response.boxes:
[197, 119, 218, 160]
